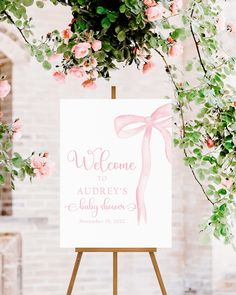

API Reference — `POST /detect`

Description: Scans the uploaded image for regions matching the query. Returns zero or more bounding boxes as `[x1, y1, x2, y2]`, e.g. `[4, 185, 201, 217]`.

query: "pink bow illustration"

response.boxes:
[114, 103, 171, 223]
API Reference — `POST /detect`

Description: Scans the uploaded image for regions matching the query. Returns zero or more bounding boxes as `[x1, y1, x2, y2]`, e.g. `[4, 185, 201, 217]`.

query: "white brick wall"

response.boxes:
[0, 1, 235, 294]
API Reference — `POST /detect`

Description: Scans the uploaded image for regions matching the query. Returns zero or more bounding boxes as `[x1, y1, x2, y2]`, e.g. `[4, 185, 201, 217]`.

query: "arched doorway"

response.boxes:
[0, 26, 29, 216]
[0, 51, 13, 216]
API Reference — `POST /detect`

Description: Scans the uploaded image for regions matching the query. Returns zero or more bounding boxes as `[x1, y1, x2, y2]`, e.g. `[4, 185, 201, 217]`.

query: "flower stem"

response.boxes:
[3, 11, 30, 45]
[190, 3, 207, 75]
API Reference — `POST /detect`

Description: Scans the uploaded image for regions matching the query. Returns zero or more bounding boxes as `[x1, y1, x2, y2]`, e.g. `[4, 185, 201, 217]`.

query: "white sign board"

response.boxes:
[60, 99, 172, 248]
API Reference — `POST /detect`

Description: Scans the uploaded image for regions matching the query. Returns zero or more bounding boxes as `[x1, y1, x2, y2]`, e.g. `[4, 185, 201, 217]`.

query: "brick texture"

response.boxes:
[0, 233, 22, 295]
[0, 1, 235, 295]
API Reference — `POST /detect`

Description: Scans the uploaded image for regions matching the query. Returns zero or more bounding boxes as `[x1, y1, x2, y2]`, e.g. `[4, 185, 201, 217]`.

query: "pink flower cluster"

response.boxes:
[144, 0, 182, 22]
[132, 48, 155, 74]
[52, 2, 184, 87]
[12, 119, 22, 141]
[143, 60, 155, 74]
[168, 42, 184, 57]
[222, 178, 233, 189]
[31, 153, 54, 179]
[170, 0, 183, 14]
[53, 38, 102, 89]
[228, 22, 236, 33]
[134, 40, 183, 75]
[0, 80, 11, 99]
[61, 28, 73, 40]
[144, 1, 165, 22]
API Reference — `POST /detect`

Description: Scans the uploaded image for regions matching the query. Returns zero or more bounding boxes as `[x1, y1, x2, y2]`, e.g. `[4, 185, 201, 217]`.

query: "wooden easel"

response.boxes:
[66, 86, 168, 295]
[66, 248, 167, 295]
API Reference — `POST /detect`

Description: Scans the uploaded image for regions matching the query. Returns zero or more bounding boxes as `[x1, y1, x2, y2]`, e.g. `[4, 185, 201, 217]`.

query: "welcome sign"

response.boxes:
[60, 99, 172, 248]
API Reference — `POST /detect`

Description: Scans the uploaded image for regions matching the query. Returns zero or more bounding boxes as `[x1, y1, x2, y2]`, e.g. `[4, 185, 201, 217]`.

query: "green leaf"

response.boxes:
[186, 62, 193, 71]
[15, 20, 22, 27]
[193, 148, 201, 156]
[22, 0, 34, 7]
[213, 176, 221, 185]
[218, 188, 227, 195]
[75, 20, 87, 31]
[36, 1, 44, 8]
[94, 51, 106, 62]
[18, 168, 26, 181]
[57, 44, 67, 54]
[97, 6, 107, 15]
[117, 30, 126, 42]
[0, 175, 4, 185]
[149, 36, 158, 48]
[36, 50, 44, 63]
[120, 4, 126, 13]
[224, 141, 234, 151]
[107, 12, 118, 23]
[219, 204, 226, 212]
[43, 60, 52, 70]
[12, 154, 24, 168]
[171, 28, 186, 40]
[101, 17, 111, 29]
[102, 41, 112, 52]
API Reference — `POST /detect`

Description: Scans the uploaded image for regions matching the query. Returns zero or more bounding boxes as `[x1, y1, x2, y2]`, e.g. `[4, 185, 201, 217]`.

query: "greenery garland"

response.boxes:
[0, 0, 235, 246]
[0, 118, 53, 188]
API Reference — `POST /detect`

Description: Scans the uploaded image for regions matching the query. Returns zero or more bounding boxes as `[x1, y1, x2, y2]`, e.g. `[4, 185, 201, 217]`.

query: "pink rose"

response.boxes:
[169, 42, 183, 57]
[92, 40, 102, 52]
[229, 22, 236, 33]
[145, 3, 165, 22]
[144, 0, 156, 7]
[132, 47, 139, 55]
[69, 66, 86, 79]
[83, 61, 92, 71]
[12, 119, 22, 141]
[48, 53, 62, 62]
[170, 0, 183, 14]
[61, 28, 72, 39]
[53, 71, 66, 83]
[143, 61, 155, 74]
[222, 178, 233, 189]
[31, 157, 43, 170]
[82, 79, 97, 89]
[0, 80, 11, 99]
[90, 70, 98, 79]
[43, 152, 49, 158]
[36, 164, 53, 178]
[73, 42, 91, 59]
[31, 156, 54, 179]
[91, 57, 98, 67]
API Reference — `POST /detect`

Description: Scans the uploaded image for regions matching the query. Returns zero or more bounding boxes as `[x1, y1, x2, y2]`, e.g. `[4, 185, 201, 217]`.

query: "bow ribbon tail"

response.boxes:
[136, 126, 152, 224]
[156, 127, 172, 163]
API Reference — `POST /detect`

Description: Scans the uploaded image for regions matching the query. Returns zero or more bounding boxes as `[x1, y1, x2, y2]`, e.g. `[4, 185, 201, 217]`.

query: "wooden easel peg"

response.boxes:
[111, 85, 117, 99]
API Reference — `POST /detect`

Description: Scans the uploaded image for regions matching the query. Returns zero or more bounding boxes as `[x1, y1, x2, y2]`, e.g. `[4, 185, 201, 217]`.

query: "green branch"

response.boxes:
[2, 10, 30, 45]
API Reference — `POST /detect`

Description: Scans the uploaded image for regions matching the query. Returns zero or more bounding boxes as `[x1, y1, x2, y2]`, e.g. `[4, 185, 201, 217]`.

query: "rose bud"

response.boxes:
[206, 138, 215, 148]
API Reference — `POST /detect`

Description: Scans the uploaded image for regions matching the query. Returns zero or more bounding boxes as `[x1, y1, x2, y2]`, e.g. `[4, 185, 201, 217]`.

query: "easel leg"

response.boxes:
[113, 252, 118, 295]
[149, 252, 167, 295]
[66, 252, 83, 295]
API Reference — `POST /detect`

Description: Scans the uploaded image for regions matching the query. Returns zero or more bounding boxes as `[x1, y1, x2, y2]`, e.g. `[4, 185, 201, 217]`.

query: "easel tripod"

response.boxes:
[66, 248, 167, 295]
[66, 86, 168, 295]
